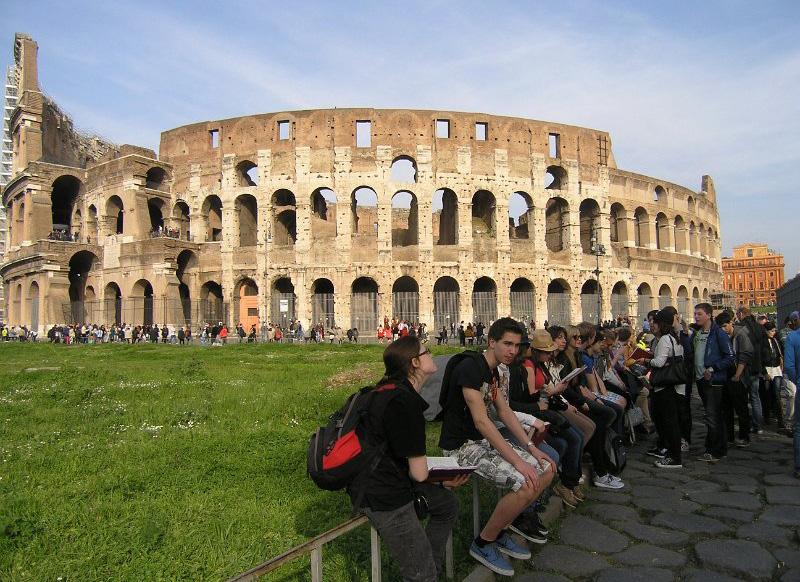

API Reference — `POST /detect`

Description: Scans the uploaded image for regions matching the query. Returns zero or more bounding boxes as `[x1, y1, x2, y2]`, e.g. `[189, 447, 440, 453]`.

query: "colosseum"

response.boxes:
[1, 34, 723, 336]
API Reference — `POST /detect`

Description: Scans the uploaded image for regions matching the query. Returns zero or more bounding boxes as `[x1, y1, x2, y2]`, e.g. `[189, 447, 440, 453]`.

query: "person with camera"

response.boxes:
[356, 336, 467, 581]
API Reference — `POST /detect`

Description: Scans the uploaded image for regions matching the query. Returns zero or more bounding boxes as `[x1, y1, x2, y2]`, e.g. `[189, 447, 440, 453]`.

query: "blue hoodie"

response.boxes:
[685, 322, 736, 384]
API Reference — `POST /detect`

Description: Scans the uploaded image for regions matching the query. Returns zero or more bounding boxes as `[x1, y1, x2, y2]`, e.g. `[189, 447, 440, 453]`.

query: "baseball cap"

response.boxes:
[790, 311, 800, 321]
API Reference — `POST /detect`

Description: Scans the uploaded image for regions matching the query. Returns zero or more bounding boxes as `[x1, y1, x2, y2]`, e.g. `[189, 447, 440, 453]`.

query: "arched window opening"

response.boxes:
[637, 283, 653, 324]
[659, 284, 672, 309]
[71, 208, 82, 239]
[609, 203, 625, 243]
[433, 188, 458, 245]
[236, 160, 258, 187]
[146, 167, 167, 191]
[271, 277, 296, 327]
[653, 185, 665, 202]
[472, 190, 496, 237]
[312, 278, 335, 328]
[689, 221, 697, 254]
[51, 175, 81, 234]
[106, 195, 124, 236]
[351, 277, 379, 332]
[131, 278, 154, 327]
[87, 205, 99, 243]
[148, 198, 165, 232]
[655, 212, 669, 250]
[391, 191, 418, 246]
[433, 276, 460, 331]
[581, 279, 601, 324]
[510, 278, 535, 323]
[611, 281, 629, 317]
[547, 279, 571, 326]
[351, 187, 378, 235]
[545, 165, 567, 190]
[172, 201, 191, 240]
[311, 188, 337, 237]
[472, 277, 498, 325]
[677, 286, 690, 321]
[545, 197, 569, 252]
[579, 199, 601, 254]
[634, 207, 649, 248]
[203, 195, 223, 242]
[509, 192, 533, 240]
[236, 194, 258, 247]
[200, 281, 224, 324]
[272, 189, 296, 247]
[390, 156, 417, 183]
[392, 276, 419, 323]
[272, 189, 296, 208]
[674, 216, 687, 253]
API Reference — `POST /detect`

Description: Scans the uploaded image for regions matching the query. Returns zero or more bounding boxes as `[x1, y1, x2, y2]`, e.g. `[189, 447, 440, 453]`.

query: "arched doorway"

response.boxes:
[51, 175, 81, 235]
[391, 191, 419, 247]
[312, 278, 335, 328]
[547, 279, 571, 326]
[433, 189, 458, 246]
[147, 198, 165, 232]
[659, 284, 672, 310]
[579, 199, 601, 254]
[433, 276, 460, 331]
[68, 251, 98, 323]
[29, 281, 40, 331]
[545, 197, 569, 252]
[351, 277, 379, 332]
[581, 280, 601, 324]
[311, 188, 337, 239]
[637, 283, 653, 325]
[200, 281, 224, 324]
[611, 282, 629, 318]
[510, 278, 535, 324]
[106, 195, 124, 236]
[677, 286, 690, 321]
[173, 201, 191, 240]
[472, 277, 498, 325]
[176, 250, 198, 325]
[271, 277, 296, 327]
[203, 195, 223, 242]
[104, 282, 122, 326]
[236, 278, 259, 329]
[392, 276, 419, 323]
[131, 279, 154, 326]
[236, 194, 258, 247]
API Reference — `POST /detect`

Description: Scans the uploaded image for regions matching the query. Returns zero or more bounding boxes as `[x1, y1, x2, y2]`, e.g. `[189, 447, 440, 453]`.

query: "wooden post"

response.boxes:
[370, 525, 382, 582]
[310, 546, 322, 582]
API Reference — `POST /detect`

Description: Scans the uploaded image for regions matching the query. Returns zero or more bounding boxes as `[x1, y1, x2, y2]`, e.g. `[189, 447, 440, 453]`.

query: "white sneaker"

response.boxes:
[593, 474, 624, 490]
[681, 439, 689, 452]
[608, 474, 625, 487]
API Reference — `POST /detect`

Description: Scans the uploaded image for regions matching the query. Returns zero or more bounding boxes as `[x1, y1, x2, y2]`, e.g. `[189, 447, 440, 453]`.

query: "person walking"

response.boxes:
[783, 311, 800, 479]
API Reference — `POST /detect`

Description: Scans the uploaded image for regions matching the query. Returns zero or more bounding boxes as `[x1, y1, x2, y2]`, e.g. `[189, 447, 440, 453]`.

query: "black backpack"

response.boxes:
[605, 428, 627, 473]
[434, 351, 485, 420]
[307, 384, 399, 512]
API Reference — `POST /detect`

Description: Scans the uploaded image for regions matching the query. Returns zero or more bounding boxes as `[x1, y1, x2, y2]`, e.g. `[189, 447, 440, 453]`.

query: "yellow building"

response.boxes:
[722, 243, 784, 307]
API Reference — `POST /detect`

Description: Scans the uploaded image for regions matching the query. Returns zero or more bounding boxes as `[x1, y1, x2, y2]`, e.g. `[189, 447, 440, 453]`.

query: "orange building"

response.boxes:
[722, 243, 784, 307]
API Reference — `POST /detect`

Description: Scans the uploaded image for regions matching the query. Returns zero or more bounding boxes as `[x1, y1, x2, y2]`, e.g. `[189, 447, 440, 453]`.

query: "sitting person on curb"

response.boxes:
[356, 336, 468, 582]
[439, 318, 555, 577]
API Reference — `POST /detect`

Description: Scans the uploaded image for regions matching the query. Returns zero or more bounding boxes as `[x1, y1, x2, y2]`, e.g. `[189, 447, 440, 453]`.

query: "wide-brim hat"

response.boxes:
[531, 329, 556, 352]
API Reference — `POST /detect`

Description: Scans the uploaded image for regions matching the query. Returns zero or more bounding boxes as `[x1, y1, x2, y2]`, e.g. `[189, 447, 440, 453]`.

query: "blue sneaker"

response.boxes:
[469, 540, 515, 576]
[495, 532, 531, 560]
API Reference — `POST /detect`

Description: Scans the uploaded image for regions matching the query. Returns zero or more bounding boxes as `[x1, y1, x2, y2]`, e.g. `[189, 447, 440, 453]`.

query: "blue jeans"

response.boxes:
[749, 377, 764, 431]
[794, 385, 800, 472]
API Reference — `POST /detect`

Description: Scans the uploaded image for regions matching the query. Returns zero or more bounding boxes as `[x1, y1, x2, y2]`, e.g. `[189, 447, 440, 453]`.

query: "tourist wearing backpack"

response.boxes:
[355, 337, 468, 581]
[438, 318, 555, 577]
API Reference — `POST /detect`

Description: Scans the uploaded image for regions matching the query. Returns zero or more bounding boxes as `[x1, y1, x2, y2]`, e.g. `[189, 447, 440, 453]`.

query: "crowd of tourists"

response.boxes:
[328, 304, 800, 580]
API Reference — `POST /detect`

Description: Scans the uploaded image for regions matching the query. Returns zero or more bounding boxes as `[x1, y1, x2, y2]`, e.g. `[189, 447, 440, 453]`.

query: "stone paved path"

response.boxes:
[510, 410, 800, 581]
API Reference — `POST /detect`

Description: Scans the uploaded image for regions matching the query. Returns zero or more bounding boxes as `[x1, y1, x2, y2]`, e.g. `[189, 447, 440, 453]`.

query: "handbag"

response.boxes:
[649, 335, 689, 387]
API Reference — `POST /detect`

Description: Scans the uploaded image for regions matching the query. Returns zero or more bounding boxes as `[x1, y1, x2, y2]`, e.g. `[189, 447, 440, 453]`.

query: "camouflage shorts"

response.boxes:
[443, 439, 551, 492]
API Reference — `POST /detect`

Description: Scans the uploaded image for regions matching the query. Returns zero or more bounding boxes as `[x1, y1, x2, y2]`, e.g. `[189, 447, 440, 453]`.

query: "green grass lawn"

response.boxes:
[0, 342, 483, 581]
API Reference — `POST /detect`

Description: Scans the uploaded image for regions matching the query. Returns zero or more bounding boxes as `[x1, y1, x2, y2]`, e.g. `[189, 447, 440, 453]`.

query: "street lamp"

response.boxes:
[590, 229, 606, 325]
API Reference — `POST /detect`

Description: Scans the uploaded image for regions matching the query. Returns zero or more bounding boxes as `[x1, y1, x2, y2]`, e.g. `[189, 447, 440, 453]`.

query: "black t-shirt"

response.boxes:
[438, 354, 499, 450]
[355, 380, 428, 511]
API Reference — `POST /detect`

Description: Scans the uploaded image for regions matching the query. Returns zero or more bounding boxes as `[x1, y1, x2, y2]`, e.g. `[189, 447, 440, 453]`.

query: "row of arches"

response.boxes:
[609, 203, 719, 256]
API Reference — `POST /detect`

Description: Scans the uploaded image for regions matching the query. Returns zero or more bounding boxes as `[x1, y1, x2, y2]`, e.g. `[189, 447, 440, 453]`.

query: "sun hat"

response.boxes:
[531, 329, 557, 352]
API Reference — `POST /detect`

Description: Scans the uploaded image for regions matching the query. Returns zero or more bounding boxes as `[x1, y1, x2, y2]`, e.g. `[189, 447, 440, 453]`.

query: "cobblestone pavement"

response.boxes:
[512, 411, 800, 581]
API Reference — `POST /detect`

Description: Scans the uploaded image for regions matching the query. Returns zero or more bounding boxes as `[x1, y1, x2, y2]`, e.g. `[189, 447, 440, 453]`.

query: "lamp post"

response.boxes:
[590, 229, 606, 325]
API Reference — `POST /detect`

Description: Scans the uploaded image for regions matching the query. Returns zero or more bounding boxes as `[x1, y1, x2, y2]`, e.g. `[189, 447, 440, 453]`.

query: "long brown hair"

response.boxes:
[378, 336, 422, 386]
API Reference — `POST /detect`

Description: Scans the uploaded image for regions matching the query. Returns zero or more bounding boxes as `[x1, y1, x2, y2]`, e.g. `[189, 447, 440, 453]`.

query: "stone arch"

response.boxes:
[235, 277, 259, 328]
[71, 207, 82, 238]
[131, 278, 154, 326]
[579, 198, 601, 254]
[87, 204, 99, 243]
[351, 276, 379, 332]
[391, 190, 418, 247]
[636, 283, 653, 324]
[351, 187, 379, 260]
[200, 281, 224, 324]
[29, 280, 40, 331]
[270, 277, 296, 326]
[51, 175, 82, 233]
[433, 276, 460, 330]
[147, 198, 165, 231]
[674, 215, 687, 253]
[68, 250, 99, 323]
[545, 197, 569, 252]
[510, 277, 535, 323]
[433, 188, 458, 245]
[236, 193, 258, 247]
[392, 275, 419, 322]
[547, 279, 571, 326]
[472, 276, 498, 325]
[311, 187, 337, 238]
[236, 160, 258, 186]
[687, 196, 695, 214]
[472, 190, 496, 237]
[202, 195, 223, 242]
[634, 207, 650, 247]
[611, 281, 629, 317]
[509, 191, 533, 240]
[545, 165, 567, 190]
[658, 284, 672, 309]
[702, 288, 709, 301]
[609, 202, 626, 243]
[581, 279, 601, 323]
[688, 221, 697, 255]
[312, 278, 335, 328]
[145, 167, 168, 190]
[654, 184, 666, 202]
[172, 200, 190, 240]
[390, 156, 417, 183]
[698, 222, 707, 256]
[104, 281, 122, 325]
[677, 285, 690, 320]
[106, 195, 124, 235]
[655, 212, 669, 250]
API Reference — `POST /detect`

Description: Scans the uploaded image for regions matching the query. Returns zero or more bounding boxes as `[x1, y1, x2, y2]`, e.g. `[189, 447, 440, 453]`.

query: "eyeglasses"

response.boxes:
[418, 349, 431, 357]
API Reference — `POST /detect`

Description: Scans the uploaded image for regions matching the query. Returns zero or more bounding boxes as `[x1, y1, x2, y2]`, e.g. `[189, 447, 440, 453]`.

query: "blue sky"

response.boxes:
[4, 0, 799, 275]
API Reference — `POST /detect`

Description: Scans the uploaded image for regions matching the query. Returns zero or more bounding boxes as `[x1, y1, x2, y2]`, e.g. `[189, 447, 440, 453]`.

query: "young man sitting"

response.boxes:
[439, 318, 555, 577]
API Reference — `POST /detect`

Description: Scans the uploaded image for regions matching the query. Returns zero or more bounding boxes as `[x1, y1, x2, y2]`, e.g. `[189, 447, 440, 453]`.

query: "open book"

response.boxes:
[560, 365, 587, 384]
[426, 457, 477, 482]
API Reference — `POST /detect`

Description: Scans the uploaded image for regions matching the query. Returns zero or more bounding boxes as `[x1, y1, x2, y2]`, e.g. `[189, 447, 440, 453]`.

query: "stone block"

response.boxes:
[695, 539, 776, 579]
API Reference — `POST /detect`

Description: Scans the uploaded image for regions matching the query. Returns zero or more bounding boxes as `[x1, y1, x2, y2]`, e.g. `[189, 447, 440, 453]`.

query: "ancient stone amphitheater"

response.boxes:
[2, 34, 723, 335]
